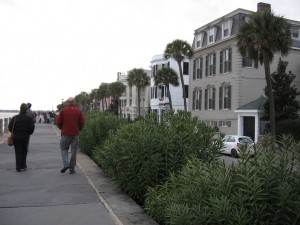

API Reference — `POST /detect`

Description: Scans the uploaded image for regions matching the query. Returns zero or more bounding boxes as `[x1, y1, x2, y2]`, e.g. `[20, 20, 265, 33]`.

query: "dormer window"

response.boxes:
[222, 19, 233, 39]
[195, 33, 204, 48]
[208, 27, 216, 44]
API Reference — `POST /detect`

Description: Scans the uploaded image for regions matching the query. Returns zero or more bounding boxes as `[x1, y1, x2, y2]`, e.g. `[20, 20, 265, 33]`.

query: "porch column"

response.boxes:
[254, 114, 259, 143]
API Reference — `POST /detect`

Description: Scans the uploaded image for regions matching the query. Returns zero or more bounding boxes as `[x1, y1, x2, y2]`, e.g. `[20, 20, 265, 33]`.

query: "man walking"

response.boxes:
[56, 97, 85, 174]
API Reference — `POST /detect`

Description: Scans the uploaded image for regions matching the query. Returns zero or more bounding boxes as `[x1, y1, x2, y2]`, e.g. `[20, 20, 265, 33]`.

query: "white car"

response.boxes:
[221, 135, 254, 157]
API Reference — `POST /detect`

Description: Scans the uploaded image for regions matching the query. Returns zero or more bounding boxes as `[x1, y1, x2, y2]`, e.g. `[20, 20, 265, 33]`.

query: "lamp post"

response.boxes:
[61, 98, 64, 109]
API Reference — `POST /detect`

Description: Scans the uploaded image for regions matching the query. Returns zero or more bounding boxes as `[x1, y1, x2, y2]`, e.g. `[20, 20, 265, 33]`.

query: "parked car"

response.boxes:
[221, 135, 254, 157]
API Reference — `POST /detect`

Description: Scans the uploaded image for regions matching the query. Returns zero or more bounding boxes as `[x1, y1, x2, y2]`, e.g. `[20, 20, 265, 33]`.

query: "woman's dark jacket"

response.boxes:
[8, 113, 35, 140]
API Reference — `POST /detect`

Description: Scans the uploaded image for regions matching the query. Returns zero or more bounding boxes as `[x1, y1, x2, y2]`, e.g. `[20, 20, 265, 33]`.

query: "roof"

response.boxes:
[237, 95, 267, 110]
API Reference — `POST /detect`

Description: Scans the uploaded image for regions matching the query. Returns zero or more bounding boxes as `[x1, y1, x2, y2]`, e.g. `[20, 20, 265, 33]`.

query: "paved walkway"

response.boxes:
[0, 123, 157, 225]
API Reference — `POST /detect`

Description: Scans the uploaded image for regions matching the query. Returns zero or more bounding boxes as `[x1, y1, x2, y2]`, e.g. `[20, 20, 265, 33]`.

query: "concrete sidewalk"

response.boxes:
[0, 123, 158, 225]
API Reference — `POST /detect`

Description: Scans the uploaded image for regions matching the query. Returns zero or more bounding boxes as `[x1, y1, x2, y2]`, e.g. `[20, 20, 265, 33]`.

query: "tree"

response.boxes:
[98, 83, 109, 111]
[127, 68, 150, 118]
[154, 67, 179, 111]
[262, 58, 300, 122]
[237, 10, 292, 137]
[164, 39, 192, 112]
[74, 91, 90, 112]
[109, 81, 126, 116]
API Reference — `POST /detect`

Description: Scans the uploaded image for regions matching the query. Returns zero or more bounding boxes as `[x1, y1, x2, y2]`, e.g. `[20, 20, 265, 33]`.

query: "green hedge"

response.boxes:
[145, 134, 300, 225]
[79, 111, 128, 157]
[92, 111, 223, 205]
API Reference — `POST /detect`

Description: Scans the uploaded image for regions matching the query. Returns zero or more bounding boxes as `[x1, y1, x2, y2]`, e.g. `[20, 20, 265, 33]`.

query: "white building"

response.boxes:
[150, 54, 190, 119]
[118, 70, 151, 120]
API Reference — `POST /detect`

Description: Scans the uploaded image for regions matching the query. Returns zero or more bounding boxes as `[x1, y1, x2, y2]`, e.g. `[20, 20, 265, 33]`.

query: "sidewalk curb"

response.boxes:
[52, 125, 158, 225]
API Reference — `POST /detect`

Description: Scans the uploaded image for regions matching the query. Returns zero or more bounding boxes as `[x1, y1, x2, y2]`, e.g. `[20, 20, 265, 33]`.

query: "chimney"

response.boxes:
[257, 2, 271, 13]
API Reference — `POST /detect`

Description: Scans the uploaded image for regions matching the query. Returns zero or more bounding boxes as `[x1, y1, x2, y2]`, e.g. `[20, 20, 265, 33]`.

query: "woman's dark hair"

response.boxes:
[20, 103, 28, 114]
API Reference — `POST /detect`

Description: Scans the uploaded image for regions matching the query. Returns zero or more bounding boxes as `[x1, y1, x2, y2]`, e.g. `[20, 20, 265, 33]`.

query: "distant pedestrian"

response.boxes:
[56, 97, 85, 174]
[8, 103, 35, 172]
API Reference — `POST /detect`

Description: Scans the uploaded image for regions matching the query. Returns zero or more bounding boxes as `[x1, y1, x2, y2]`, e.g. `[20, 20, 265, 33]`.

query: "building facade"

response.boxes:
[118, 70, 151, 120]
[189, 3, 300, 142]
[150, 54, 190, 120]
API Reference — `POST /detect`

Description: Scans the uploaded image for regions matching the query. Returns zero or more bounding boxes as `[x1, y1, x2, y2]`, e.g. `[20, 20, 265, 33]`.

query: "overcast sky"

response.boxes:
[1, 0, 299, 110]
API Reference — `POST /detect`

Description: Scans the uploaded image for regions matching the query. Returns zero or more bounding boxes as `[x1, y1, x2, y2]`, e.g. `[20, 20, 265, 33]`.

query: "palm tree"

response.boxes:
[154, 67, 179, 111]
[74, 91, 90, 112]
[237, 10, 292, 137]
[127, 68, 150, 118]
[164, 39, 193, 112]
[89, 88, 99, 111]
[109, 81, 126, 116]
[98, 83, 109, 111]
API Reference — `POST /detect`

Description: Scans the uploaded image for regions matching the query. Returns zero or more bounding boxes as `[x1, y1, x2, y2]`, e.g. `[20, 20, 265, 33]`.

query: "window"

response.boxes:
[151, 86, 158, 99]
[208, 27, 216, 44]
[192, 89, 202, 110]
[242, 56, 258, 68]
[222, 20, 232, 39]
[183, 62, 189, 75]
[205, 53, 216, 76]
[184, 85, 189, 98]
[291, 27, 300, 39]
[220, 48, 232, 74]
[193, 57, 203, 80]
[195, 33, 203, 48]
[219, 120, 231, 127]
[219, 85, 231, 110]
[204, 87, 215, 110]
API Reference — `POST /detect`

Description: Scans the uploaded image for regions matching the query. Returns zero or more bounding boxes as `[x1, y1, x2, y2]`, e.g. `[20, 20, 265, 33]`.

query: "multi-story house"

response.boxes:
[150, 54, 190, 119]
[118, 70, 151, 120]
[189, 2, 300, 142]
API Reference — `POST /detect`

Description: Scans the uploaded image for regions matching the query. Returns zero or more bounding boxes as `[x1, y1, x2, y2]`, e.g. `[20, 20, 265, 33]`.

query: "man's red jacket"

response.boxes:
[56, 106, 85, 136]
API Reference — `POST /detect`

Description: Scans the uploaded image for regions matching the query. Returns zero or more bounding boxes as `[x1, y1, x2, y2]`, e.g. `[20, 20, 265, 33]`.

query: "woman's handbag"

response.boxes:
[7, 117, 16, 146]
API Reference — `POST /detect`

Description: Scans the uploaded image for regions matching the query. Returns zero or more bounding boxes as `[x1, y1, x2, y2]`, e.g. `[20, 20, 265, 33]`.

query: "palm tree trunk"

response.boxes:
[177, 61, 187, 111]
[137, 87, 141, 117]
[263, 51, 276, 137]
[167, 84, 173, 111]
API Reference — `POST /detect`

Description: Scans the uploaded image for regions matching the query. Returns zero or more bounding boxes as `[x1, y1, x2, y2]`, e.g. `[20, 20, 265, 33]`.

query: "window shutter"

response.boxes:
[192, 91, 196, 110]
[219, 87, 223, 109]
[193, 59, 196, 80]
[213, 88, 216, 109]
[228, 48, 232, 72]
[213, 53, 216, 75]
[204, 89, 208, 110]
[200, 58, 203, 79]
[228, 86, 231, 109]
[220, 50, 223, 74]
[205, 55, 208, 77]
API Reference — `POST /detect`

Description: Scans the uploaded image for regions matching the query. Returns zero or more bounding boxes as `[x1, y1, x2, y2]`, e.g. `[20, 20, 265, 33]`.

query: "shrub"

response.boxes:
[145, 135, 300, 225]
[277, 119, 300, 141]
[93, 111, 223, 205]
[79, 111, 128, 157]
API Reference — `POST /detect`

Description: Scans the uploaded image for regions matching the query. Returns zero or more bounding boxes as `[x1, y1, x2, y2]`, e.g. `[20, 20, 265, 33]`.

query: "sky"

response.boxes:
[0, 0, 299, 111]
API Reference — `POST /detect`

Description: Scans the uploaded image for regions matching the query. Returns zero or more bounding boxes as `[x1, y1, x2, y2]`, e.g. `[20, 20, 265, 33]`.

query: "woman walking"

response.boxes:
[8, 103, 35, 172]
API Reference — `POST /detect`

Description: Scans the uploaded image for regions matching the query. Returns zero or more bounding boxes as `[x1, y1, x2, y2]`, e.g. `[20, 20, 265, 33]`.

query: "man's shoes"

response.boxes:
[60, 165, 70, 173]
[16, 169, 21, 172]
[69, 168, 75, 174]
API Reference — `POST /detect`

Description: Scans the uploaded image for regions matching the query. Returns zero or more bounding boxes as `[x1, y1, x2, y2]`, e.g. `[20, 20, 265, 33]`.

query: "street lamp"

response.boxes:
[61, 98, 64, 109]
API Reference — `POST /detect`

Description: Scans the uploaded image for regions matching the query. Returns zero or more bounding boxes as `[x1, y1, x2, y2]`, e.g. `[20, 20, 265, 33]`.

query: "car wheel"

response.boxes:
[231, 149, 238, 158]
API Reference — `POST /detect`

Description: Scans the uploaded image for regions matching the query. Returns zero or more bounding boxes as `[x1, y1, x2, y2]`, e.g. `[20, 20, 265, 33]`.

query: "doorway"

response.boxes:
[243, 116, 255, 140]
